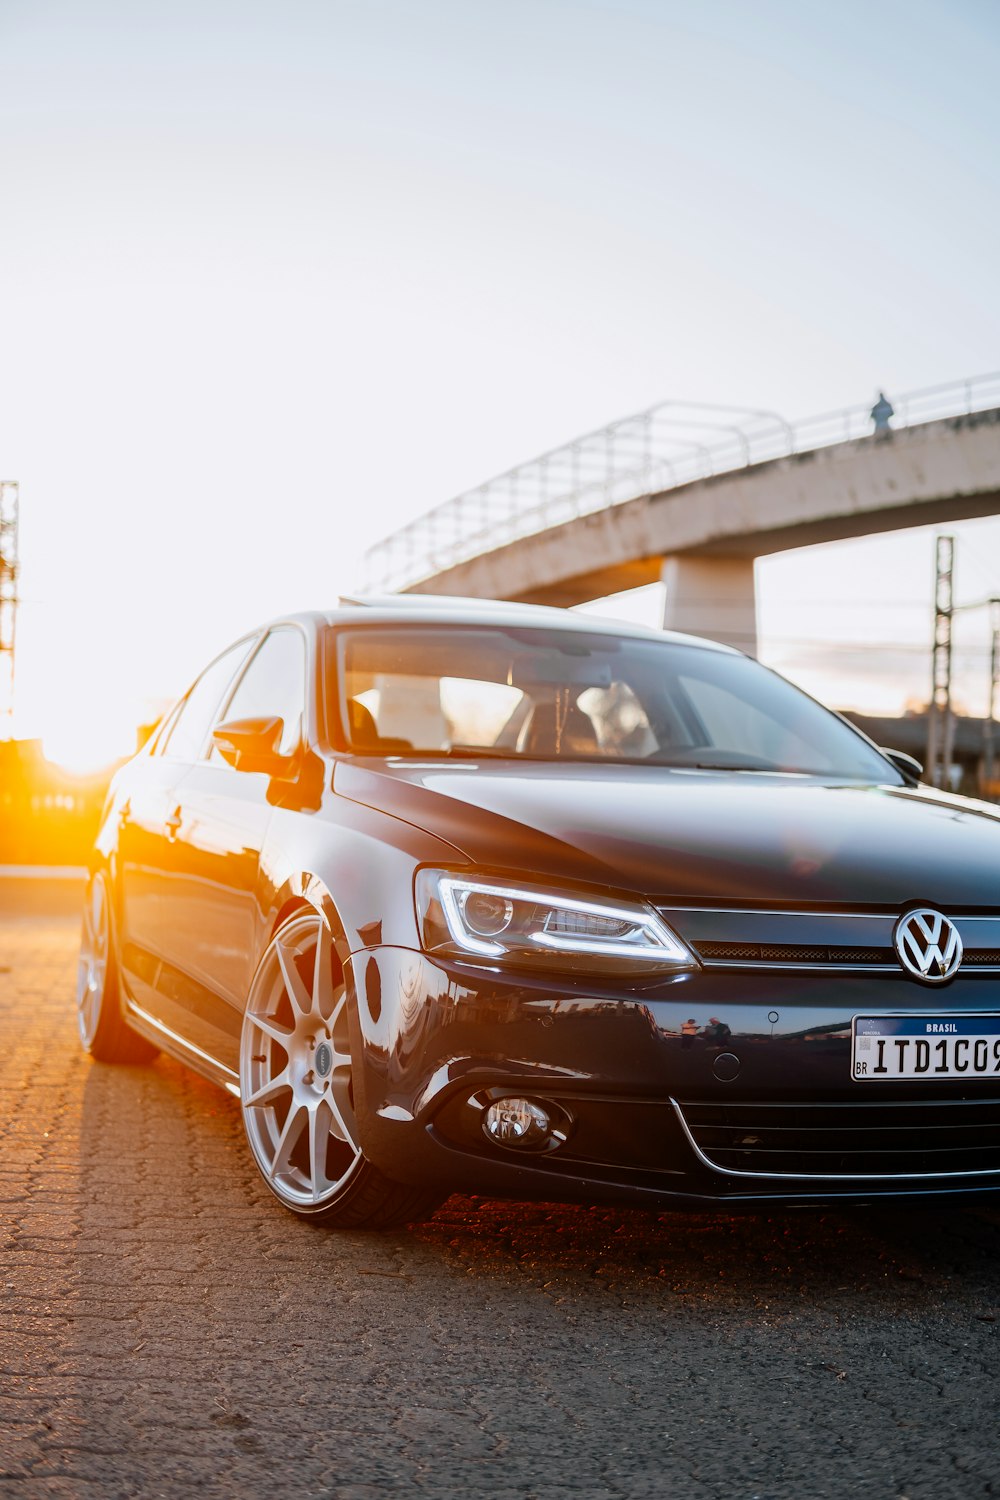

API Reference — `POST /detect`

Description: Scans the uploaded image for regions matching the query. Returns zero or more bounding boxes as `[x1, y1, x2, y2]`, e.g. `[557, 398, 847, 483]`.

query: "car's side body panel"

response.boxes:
[156, 759, 272, 1026]
[115, 758, 191, 1011]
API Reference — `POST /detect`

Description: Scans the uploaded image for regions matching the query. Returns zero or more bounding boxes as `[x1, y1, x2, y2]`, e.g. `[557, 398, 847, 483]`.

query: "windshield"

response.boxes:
[334, 624, 899, 781]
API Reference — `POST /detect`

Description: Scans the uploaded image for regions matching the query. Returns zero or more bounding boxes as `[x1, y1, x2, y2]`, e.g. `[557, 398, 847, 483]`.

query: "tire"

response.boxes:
[239, 909, 440, 1230]
[77, 871, 159, 1064]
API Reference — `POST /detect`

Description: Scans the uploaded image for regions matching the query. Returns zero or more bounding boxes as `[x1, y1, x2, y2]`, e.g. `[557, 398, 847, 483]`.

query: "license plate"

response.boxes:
[853, 1015, 1000, 1082]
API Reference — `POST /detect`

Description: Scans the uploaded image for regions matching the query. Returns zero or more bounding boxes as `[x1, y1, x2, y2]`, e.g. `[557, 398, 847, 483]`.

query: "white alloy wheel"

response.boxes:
[77, 874, 111, 1050]
[76, 871, 158, 1063]
[240, 911, 363, 1213]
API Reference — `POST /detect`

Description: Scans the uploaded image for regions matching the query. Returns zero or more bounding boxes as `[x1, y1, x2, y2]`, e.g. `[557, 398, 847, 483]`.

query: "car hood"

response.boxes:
[334, 760, 1000, 907]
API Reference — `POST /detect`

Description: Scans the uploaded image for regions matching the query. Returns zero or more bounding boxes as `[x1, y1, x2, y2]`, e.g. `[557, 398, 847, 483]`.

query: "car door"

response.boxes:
[117, 636, 257, 1013]
[152, 626, 309, 1070]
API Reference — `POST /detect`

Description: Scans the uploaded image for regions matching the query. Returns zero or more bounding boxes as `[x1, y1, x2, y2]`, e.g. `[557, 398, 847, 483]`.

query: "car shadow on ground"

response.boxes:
[16, 1038, 998, 1498]
[76, 1046, 1000, 1321]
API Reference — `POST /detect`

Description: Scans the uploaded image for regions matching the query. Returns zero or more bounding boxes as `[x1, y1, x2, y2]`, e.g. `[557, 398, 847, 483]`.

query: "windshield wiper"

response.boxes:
[442, 745, 517, 758]
[691, 760, 783, 773]
[440, 747, 616, 762]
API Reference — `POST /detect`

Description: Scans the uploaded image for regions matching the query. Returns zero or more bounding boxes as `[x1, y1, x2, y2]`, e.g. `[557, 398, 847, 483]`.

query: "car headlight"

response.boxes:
[416, 870, 697, 975]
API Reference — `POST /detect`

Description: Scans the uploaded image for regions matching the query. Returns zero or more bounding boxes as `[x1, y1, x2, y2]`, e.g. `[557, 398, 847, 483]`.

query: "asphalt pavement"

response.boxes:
[3, 879, 1000, 1499]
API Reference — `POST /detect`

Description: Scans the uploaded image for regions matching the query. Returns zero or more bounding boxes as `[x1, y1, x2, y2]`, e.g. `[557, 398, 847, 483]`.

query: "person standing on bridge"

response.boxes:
[870, 390, 894, 435]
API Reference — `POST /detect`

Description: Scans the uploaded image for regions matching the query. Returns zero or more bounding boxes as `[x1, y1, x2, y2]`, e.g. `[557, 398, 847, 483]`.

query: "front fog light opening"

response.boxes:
[482, 1096, 568, 1152]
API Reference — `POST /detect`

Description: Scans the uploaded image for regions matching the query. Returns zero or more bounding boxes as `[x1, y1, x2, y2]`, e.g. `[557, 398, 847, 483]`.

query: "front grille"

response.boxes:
[660, 906, 1000, 973]
[694, 942, 893, 966]
[675, 1097, 1000, 1180]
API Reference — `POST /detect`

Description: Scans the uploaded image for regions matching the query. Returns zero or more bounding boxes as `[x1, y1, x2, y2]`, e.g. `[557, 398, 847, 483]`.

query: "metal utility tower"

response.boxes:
[984, 609, 1000, 796]
[0, 481, 19, 733]
[926, 534, 954, 790]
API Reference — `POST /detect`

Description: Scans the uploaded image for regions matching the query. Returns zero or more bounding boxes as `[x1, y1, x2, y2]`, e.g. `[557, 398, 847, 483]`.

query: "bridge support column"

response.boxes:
[660, 556, 758, 656]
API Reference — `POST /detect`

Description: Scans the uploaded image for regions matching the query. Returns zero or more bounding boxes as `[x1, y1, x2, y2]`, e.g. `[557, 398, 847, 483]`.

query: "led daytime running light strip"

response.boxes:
[437, 877, 693, 965]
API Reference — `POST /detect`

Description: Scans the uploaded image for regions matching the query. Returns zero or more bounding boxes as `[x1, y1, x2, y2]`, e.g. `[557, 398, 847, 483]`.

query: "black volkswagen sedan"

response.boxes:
[77, 596, 1000, 1228]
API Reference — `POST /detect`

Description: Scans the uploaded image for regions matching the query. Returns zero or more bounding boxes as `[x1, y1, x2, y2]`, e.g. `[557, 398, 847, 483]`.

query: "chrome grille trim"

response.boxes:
[693, 960, 909, 973]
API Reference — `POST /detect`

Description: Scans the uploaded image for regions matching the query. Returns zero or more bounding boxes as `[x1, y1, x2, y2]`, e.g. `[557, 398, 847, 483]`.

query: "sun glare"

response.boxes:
[41, 716, 139, 778]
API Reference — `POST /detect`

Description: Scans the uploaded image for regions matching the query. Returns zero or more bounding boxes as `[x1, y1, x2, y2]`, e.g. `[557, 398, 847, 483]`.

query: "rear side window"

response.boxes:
[160, 638, 257, 763]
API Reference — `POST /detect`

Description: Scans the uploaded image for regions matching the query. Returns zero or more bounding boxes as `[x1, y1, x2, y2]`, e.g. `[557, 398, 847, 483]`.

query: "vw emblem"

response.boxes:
[893, 908, 963, 984]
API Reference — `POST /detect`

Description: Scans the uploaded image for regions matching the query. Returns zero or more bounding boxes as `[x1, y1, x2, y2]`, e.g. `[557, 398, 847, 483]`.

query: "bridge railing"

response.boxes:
[363, 371, 1000, 593]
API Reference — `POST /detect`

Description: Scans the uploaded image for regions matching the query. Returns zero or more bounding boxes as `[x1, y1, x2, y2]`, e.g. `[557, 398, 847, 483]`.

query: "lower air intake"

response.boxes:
[675, 1097, 1000, 1180]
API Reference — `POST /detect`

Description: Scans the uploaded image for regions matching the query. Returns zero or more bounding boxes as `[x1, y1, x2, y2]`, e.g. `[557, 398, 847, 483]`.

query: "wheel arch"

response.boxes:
[263, 874, 369, 1126]
[268, 870, 352, 974]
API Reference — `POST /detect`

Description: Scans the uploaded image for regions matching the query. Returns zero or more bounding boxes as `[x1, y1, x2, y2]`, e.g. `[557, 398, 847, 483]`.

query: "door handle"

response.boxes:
[118, 797, 131, 827]
[165, 806, 183, 842]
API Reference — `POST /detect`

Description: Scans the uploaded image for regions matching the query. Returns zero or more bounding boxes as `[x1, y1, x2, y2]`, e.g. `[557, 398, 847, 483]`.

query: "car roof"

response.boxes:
[315, 593, 738, 653]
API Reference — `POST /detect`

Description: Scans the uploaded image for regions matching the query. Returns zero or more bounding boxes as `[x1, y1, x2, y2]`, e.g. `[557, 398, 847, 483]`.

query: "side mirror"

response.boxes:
[212, 717, 291, 776]
[881, 747, 923, 782]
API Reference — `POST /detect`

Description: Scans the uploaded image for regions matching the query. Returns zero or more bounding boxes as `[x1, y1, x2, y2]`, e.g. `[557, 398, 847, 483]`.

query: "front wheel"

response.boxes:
[76, 872, 159, 1063]
[239, 909, 439, 1229]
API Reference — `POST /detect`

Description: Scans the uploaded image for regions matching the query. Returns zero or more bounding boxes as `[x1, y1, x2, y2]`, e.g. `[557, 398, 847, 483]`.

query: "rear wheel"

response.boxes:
[239, 909, 439, 1229]
[76, 872, 158, 1063]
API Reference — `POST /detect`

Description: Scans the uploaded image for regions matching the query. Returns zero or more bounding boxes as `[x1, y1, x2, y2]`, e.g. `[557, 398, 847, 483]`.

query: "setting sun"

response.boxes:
[41, 712, 142, 777]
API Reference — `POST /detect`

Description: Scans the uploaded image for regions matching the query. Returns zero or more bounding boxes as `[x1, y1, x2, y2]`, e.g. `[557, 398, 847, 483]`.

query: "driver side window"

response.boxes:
[210, 628, 307, 761]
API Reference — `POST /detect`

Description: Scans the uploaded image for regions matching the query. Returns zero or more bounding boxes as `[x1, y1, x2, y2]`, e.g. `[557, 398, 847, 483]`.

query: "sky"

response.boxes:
[1, 0, 999, 769]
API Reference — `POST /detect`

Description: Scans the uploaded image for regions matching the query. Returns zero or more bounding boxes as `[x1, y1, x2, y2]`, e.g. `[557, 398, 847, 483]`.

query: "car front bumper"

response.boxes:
[347, 947, 1000, 1209]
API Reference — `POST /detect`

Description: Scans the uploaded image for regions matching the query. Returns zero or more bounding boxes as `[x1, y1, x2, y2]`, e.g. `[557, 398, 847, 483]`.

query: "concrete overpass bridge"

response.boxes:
[363, 373, 1000, 654]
